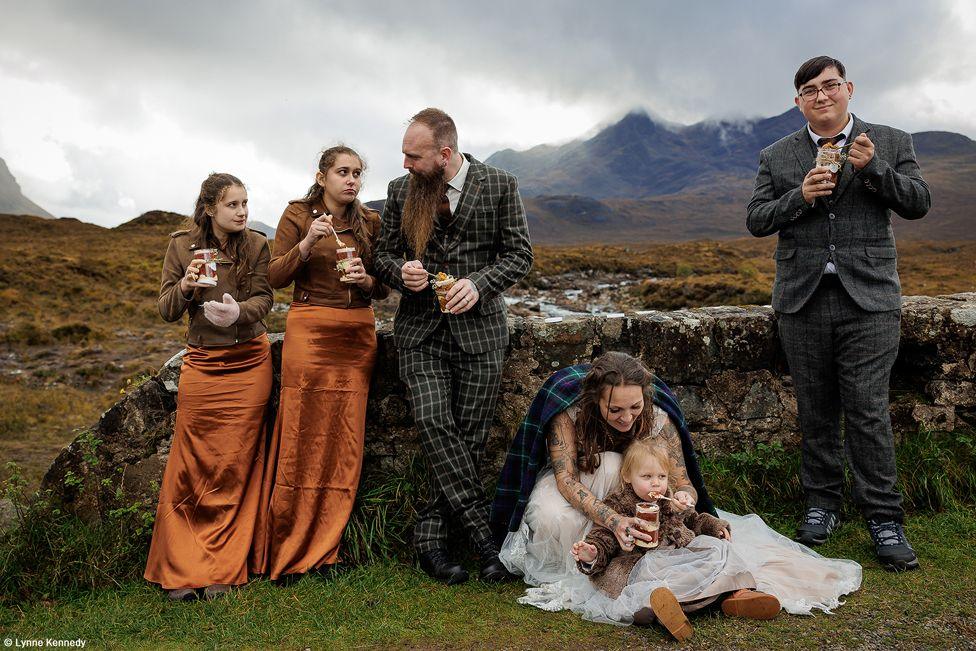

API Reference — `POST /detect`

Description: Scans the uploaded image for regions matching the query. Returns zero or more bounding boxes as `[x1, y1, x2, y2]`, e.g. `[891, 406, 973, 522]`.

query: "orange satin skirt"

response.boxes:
[144, 334, 272, 590]
[256, 304, 377, 578]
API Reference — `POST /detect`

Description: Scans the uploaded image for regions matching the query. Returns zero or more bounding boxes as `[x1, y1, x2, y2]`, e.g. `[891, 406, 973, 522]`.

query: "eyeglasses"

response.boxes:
[798, 80, 847, 101]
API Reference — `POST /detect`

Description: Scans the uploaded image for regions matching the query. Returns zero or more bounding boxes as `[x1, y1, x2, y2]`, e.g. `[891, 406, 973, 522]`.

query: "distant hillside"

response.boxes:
[115, 210, 186, 230]
[0, 157, 54, 218]
[115, 211, 276, 239]
[486, 109, 976, 243]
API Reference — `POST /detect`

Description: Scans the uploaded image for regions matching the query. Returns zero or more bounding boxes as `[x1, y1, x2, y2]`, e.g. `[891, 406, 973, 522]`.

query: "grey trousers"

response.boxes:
[777, 278, 904, 522]
[399, 323, 505, 554]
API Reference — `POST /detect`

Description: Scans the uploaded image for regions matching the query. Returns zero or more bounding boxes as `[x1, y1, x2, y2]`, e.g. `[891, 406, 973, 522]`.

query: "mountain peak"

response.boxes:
[485, 107, 817, 199]
[0, 157, 54, 219]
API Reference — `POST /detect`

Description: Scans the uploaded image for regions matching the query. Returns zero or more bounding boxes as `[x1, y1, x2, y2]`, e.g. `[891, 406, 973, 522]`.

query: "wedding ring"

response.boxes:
[625, 526, 631, 535]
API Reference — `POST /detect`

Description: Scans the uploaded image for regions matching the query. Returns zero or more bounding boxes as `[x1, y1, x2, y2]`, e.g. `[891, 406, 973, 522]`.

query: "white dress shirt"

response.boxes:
[445, 154, 470, 214]
[808, 114, 854, 148]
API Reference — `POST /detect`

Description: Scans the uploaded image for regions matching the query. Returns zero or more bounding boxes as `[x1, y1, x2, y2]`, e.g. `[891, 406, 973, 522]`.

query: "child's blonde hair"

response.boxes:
[620, 439, 674, 488]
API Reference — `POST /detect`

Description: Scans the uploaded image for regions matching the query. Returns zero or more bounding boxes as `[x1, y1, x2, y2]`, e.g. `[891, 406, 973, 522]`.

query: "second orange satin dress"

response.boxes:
[257, 200, 387, 578]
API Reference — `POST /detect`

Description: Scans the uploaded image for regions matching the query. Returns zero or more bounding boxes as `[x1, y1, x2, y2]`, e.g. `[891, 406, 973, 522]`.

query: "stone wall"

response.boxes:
[42, 293, 976, 522]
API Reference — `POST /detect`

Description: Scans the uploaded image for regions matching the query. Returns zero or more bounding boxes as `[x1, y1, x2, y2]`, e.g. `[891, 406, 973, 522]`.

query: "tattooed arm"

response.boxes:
[548, 412, 652, 549]
[644, 412, 698, 508]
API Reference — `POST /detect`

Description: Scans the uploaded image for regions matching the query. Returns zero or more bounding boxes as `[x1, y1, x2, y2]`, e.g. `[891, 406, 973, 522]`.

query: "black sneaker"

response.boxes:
[795, 507, 840, 546]
[867, 520, 919, 572]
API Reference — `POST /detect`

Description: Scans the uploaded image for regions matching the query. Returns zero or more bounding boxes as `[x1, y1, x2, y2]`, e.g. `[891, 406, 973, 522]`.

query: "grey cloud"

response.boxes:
[1, 0, 973, 224]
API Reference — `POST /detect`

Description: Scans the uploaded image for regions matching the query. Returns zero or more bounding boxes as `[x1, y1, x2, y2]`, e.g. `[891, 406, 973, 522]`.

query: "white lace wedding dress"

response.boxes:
[499, 452, 863, 626]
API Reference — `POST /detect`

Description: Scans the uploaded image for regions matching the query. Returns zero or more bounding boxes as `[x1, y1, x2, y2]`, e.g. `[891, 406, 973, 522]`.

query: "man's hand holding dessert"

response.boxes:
[446, 279, 479, 314]
[801, 166, 836, 204]
[848, 133, 875, 170]
[401, 260, 429, 291]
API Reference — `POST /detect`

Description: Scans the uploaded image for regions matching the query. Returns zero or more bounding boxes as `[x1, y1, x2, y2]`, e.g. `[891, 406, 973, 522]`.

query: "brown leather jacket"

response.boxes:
[158, 228, 273, 347]
[269, 200, 390, 307]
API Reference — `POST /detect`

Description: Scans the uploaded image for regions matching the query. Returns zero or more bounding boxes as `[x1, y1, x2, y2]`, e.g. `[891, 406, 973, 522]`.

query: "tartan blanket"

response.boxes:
[489, 363, 716, 548]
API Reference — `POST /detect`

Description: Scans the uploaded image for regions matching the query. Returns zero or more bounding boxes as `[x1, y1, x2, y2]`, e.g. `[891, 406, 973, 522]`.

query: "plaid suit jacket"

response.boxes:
[374, 155, 533, 354]
[747, 115, 930, 313]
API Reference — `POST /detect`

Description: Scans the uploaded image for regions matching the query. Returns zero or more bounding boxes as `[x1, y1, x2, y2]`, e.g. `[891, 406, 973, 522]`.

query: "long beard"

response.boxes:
[402, 170, 445, 258]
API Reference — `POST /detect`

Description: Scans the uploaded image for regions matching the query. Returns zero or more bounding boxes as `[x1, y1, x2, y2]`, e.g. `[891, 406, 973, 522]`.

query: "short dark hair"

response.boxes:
[794, 56, 846, 90]
[410, 107, 458, 151]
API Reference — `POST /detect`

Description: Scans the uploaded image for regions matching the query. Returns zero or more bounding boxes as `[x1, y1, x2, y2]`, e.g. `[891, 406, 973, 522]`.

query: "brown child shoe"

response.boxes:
[721, 589, 781, 620]
[649, 587, 694, 642]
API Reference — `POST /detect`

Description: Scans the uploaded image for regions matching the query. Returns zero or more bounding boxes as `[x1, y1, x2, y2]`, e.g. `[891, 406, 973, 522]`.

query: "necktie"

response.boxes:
[437, 194, 452, 222]
[817, 135, 844, 147]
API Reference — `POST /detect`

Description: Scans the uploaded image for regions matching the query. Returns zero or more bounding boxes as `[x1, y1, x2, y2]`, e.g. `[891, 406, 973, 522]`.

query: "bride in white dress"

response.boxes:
[494, 353, 862, 630]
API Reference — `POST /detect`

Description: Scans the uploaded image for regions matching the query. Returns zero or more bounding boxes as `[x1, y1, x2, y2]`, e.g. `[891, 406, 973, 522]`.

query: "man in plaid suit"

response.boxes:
[375, 108, 533, 584]
[747, 56, 929, 571]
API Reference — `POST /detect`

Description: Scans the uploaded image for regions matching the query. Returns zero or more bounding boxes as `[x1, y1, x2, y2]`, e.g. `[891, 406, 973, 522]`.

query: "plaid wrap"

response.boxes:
[489, 364, 716, 547]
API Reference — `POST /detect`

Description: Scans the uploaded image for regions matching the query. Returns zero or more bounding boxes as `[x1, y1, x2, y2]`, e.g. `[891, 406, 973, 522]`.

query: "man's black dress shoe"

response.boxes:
[479, 554, 513, 582]
[418, 549, 469, 585]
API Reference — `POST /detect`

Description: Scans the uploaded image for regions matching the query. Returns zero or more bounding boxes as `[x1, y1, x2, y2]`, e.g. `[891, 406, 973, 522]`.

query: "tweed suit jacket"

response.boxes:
[374, 154, 533, 354]
[747, 115, 930, 313]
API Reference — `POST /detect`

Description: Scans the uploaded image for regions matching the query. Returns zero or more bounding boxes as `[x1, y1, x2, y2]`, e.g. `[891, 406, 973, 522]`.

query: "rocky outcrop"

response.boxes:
[0, 157, 54, 218]
[42, 294, 976, 522]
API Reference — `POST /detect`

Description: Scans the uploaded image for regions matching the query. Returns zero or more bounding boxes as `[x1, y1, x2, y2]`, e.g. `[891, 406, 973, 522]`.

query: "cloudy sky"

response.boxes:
[2, 0, 974, 227]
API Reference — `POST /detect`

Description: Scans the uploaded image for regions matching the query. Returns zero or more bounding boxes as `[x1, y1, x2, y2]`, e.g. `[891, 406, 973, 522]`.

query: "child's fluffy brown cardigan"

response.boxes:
[577, 486, 731, 598]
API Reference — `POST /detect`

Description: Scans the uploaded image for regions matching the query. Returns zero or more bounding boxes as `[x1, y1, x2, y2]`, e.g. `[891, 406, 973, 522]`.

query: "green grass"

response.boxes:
[0, 510, 973, 648]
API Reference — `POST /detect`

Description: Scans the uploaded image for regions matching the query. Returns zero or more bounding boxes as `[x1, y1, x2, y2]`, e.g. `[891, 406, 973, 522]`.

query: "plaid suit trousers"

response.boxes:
[399, 323, 505, 553]
[777, 279, 904, 521]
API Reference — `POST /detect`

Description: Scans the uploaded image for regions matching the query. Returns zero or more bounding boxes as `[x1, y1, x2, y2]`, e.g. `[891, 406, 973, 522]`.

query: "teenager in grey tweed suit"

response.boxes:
[747, 56, 930, 571]
[375, 108, 533, 584]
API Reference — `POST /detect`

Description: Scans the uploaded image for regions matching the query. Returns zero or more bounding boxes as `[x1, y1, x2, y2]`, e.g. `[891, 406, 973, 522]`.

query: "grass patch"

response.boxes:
[0, 379, 117, 487]
[0, 464, 157, 603]
[340, 455, 428, 566]
[633, 274, 772, 310]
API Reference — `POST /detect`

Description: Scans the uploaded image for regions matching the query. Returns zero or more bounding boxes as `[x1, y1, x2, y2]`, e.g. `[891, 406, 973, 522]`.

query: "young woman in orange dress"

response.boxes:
[258, 146, 388, 580]
[145, 172, 274, 600]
